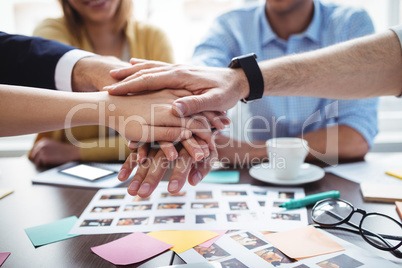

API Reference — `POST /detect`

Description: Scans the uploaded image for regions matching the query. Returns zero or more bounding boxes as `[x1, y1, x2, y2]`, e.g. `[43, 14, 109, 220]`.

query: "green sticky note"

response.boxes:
[25, 216, 80, 247]
[201, 171, 240, 184]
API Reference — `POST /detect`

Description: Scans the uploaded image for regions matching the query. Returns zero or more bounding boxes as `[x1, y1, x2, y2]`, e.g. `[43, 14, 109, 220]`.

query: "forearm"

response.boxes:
[0, 85, 106, 137]
[302, 125, 369, 161]
[259, 30, 402, 99]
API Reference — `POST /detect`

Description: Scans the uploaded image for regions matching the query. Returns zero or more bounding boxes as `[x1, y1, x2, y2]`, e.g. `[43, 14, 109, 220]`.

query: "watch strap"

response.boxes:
[228, 53, 264, 103]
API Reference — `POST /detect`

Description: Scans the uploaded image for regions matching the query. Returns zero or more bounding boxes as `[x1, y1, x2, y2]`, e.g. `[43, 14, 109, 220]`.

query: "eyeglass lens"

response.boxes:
[361, 214, 402, 250]
[312, 199, 353, 225]
[313, 199, 402, 251]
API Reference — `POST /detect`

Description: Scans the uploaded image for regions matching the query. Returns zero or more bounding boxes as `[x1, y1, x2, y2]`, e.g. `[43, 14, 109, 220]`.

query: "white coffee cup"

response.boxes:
[266, 138, 309, 180]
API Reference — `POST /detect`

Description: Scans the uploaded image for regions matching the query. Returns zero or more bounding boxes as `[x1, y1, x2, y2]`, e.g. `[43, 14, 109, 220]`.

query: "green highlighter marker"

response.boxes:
[279, 190, 340, 209]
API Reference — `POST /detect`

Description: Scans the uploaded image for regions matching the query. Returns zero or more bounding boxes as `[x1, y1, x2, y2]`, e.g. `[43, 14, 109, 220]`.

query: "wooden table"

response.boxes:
[0, 156, 401, 267]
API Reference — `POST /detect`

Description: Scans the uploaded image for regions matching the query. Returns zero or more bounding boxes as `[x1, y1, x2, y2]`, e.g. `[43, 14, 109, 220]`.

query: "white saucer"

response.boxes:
[249, 163, 325, 185]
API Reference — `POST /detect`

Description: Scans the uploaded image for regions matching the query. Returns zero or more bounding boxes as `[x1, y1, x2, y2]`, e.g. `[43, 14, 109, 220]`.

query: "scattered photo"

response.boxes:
[227, 213, 257, 222]
[80, 219, 113, 227]
[195, 214, 217, 224]
[194, 243, 230, 262]
[154, 215, 185, 224]
[191, 202, 219, 209]
[222, 191, 247, 196]
[91, 206, 119, 213]
[317, 254, 364, 268]
[157, 202, 185, 209]
[229, 202, 249, 210]
[271, 213, 301, 221]
[230, 232, 268, 250]
[124, 204, 152, 211]
[117, 217, 149, 226]
[160, 192, 186, 198]
[278, 192, 295, 199]
[100, 194, 125, 200]
[255, 246, 295, 267]
[132, 196, 150, 202]
[221, 258, 248, 268]
[196, 191, 213, 199]
[70, 183, 308, 235]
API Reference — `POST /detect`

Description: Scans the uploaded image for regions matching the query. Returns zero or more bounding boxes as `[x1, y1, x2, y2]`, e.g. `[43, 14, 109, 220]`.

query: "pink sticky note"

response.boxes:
[0, 252, 10, 266]
[91, 232, 172, 265]
[198, 230, 227, 248]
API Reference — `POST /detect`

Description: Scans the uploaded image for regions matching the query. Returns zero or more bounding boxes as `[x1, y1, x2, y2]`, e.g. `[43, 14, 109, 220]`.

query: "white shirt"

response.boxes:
[55, 49, 94, 92]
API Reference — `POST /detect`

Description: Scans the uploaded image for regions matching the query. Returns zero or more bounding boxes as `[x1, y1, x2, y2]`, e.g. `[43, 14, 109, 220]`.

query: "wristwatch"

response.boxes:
[228, 53, 264, 103]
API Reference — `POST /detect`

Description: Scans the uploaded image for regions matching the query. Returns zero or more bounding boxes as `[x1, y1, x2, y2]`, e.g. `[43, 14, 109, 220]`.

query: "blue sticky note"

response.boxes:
[25, 216, 80, 247]
[201, 171, 240, 184]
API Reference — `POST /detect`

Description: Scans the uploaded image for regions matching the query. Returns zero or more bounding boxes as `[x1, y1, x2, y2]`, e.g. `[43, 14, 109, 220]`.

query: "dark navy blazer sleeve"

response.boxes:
[0, 32, 76, 90]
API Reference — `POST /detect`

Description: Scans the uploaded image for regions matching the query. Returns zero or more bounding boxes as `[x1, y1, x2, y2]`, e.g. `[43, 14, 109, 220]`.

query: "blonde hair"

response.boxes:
[59, 0, 133, 43]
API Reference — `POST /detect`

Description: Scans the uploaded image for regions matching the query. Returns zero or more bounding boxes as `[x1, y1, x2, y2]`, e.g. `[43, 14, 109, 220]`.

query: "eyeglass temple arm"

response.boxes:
[315, 225, 402, 258]
[324, 210, 402, 241]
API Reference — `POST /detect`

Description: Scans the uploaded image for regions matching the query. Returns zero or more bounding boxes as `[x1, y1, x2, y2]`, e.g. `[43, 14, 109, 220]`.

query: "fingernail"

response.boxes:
[192, 171, 203, 185]
[195, 152, 204, 161]
[110, 69, 118, 74]
[138, 183, 150, 196]
[175, 102, 186, 115]
[118, 169, 127, 180]
[222, 117, 231, 125]
[128, 142, 136, 150]
[128, 181, 140, 192]
[182, 130, 192, 139]
[170, 151, 178, 161]
[168, 180, 179, 192]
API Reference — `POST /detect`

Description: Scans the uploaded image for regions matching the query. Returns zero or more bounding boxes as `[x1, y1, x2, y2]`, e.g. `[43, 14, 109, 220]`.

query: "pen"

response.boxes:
[279, 190, 340, 209]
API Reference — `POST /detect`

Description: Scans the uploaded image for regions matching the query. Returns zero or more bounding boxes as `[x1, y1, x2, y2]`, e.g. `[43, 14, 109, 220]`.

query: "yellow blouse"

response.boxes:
[30, 18, 174, 162]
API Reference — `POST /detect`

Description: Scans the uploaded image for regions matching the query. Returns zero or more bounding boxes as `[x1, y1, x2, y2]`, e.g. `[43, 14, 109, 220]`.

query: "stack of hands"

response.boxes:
[101, 58, 243, 198]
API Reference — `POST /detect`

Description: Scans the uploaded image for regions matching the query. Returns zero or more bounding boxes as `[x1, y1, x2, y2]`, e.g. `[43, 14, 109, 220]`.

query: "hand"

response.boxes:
[29, 138, 80, 167]
[105, 58, 249, 116]
[72, 55, 130, 92]
[118, 142, 218, 197]
[103, 90, 212, 143]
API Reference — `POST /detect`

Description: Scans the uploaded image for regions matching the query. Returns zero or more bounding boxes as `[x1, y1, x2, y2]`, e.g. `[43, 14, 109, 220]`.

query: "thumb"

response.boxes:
[172, 91, 218, 116]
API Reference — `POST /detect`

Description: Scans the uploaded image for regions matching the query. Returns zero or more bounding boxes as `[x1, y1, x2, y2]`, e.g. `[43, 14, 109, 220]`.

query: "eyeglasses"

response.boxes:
[311, 199, 402, 258]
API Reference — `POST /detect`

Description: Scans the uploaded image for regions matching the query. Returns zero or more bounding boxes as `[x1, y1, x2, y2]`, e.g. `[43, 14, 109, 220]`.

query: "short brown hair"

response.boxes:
[59, 0, 133, 42]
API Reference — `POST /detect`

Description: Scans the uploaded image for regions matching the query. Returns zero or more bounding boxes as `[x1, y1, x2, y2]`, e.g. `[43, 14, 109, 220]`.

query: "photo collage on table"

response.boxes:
[181, 230, 296, 267]
[179, 229, 388, 268]
[69, 182, 308, 235]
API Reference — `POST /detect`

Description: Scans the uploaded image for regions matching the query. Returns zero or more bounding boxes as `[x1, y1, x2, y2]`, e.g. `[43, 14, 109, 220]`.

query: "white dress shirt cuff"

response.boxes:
[55, 49, 95, 92]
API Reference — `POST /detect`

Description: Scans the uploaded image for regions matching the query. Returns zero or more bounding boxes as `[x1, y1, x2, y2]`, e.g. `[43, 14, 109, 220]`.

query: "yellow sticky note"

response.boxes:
[147, 230, 218, 253]
[264, 225, 344, 260]
[0, 188, 13, 199]
[386, 169, 402, 180]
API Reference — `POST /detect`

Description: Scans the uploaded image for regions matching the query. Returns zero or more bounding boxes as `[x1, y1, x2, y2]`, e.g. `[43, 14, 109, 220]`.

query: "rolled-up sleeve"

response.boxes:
[390, 24, 402, 49]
